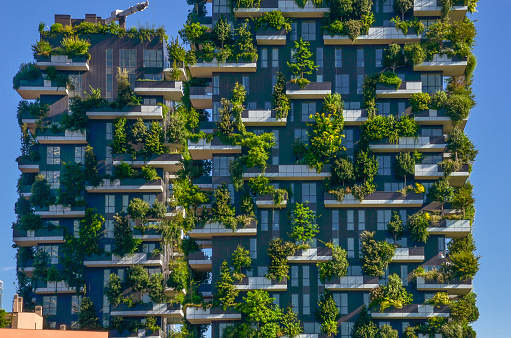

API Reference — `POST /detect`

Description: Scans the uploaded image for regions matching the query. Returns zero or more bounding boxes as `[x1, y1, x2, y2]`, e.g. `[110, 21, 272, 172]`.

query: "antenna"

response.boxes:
[105, 1, 149, 28]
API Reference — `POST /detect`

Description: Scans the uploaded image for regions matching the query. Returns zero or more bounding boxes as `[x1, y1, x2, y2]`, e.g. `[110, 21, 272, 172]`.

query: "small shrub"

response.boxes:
[430, 91, 448, 109]
[445, 94, 472, 123]
[410, 92, 431, 112]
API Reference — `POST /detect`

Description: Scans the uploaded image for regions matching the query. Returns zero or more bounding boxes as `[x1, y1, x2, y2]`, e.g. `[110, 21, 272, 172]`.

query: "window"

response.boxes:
[438, 237, 446, 255]
[272, 74, 277, 89]
[213, 157, 234, 177]
[422, 128, 443, 137]
[383, 0, 394, 12]
[43, 296, 57, 315]
[421, 74, 442, 94]
[105, 195, 115, 214]
[377, 210, 392, 231]
[213, 76, 220, 95]
[332, 210, 339, 231]
[272, 48, 279, 68]
[334, 294, 348, 315]
[106, 123, 113, 140]
[74, 146, 85, 163]
[341, 322, 354, 338]
[242, 76, 250, 94]
[398, 102, 406, 115]
[291, 23, 298, 41]
[291, 266, 299, 286]
[347, 210, 354, 231]
[336, 74, 350, 95]
[40, 245, 59, 264]
[303, 266, 310, 286]
[376, 48, 383, 67]
[376, 102, 390, 115]
[317, 74, 323, 82]
[105, 220, 114, 238]
[213, 0, 229, 13]
[294, 128, 308, 142]
[357, 75, 364, 94]
[250, 238, 257, 259]
[335, 49, 342, 67]
[47, 147, 60, 165]
[272, 293, 280, 306]
[302, 294, 310, 315]
[384, 182, 405, 192]
[71, 295, 82, 314]
[69, 74, 82, 97]
[301, 102, 316, 122]
[401, 265, 408, 286]
[377, 156, 391, 175]
[302, 183, 317, 203]
[272, 210, 280, 231]
[316, 47, 323, 68]
[301, 21, 316, 40]
[144, 98, 157, 105]
[119, 49, 137, 85]
[347, 238, 355, 258]
[358, 210, 366, 230]
[143, 194, 156, 205]
[292, 294, 299, 313]
[143, 49, 163, 68]
[122, 195, 129, 212]
[106, 49, 113, 99]
[73, 220, 80, 238]
[105, 146, 112, 164]
[143, 243, 156, 253]
[357, 49, 364, 68]
[261, 210, 269, 231]
[41, 171, 60, 189]
[213, 102, 220, 122]
[343, 129, 354, 149]
[248, 102, 257, 110]
[261, 48, 268, 68]
[143, 73, 162, 81]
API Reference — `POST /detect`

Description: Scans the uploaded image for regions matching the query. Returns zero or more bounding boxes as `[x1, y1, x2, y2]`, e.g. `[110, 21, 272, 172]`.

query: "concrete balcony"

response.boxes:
[287, 248, 332, 263]
[286, 81, 332, 99]
[86, 105, 164, 120]
[376, 81, 422, 99]
[369, 136, 446, 153]
[163, 65, 188, 82]
[241, 109, 287, 126]
[34, 205, 86, 218]
[189, 59, 257, 78]
[185, 307, 241, 324]
[256, 28, 287, 45]
[255, 193, 288, 209]
[371, 304, 449, 319]
[428, 219, 471, 238]
[34, 281, 82, 294]
[113, 154, 183, 172]
[16, 79, 68, 100]
[234, 276, 287, 291]
[415, 163, 470, 187]
[324, 191, 424, 208]
[36, 55, 89, 71]
[188, 138, 241, 160]
[84, 253, 163, 268]
[416, 276, 473, 295]
[414, 54, 468, 76]
[17, 157, 40, 173]
[344, 109, 368, 126]
[325, 276, 379, 291]
[189, 251, 212, 271]
[323, 27, 421, 45]
[392, 247, 425, 262]
[193, 175, 213, 191]
[111, 303, 183, 319]
[134, 80, 184, 101]
[13, 228, 65, 247]
[189, 86, 213, 109]
[86, 178, 164, 193]
[133, 227, 163, 241]
[234, 0, 328, 18]
[188, 221, 257, 239]
[243, 164, 330, 180]
[37, 130, 87, 144]
[110, 329, 167, 338]
[414, 0, 468, 21]
[413, 108, 467, 133]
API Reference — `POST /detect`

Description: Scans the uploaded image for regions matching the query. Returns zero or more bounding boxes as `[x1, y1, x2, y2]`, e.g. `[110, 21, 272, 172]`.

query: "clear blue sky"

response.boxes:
[0, 1, 506, 336]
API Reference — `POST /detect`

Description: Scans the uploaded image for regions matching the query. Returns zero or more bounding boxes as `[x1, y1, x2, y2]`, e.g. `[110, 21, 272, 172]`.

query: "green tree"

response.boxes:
[231, 245, 252, 281]
[84, 145, 101, 186]
[290, 203, 319, 247]
[168, 258, 189, 291]
[113, 213, 142, 256]
[351, 305, 378, 338]
[407, 212, 430, 243]
[79, 209, 103, 256]
[287, 38, 318, 88]
[446, 94, 472, 124]
[394, 152, 415, 186]
[427, 179, 454, 211]
[147, 273, 166, 303]
[266, 238, 296, 281]
[0, 309, 11, 328]
[126, 265, 149, 292]
[144, 122, 167, 158]
[78, 297, 100, 330]
[317, 243, 349, 283]
[222, 323, 257, 338]
[104, 273, 123, 306]
[449, 292, 479, 325]
[377, 324, 399, 338]
[281, 306, 303, 338]
[387, 211, 404, 243]
[331, 157, 356, 186]
[236, 290, 282, 334]
[214, 261, 239, 310]
[369, 274, 413, 312]
[212, 184, 237, 229]
[128, 198, 150, 224]
[112, 117, 129, 154]
[355, 150, 379, 183]
[272, 72, 291, 120]
[241, 132, 275, 169]
[394, 0, 413, 19]
[383, 44, 405, 72]
[360, 231, 395, 277]
[315, 292, 340, 337]
[30, 174, 54, 208]
[447, 128, 478, 164]
[212, 17, 233, 49]
[452, 181, 475, 218]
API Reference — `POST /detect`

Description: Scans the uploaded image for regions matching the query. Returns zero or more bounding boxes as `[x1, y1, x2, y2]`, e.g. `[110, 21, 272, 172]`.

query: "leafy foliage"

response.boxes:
[315, 292, 340, 336]
[78, 297, 101, 330]
[370, 274, 413, 312]
[360, 231, 395, 276]
[30, 174, 54, 208]
[447, 128, 478, 164]
[317, 243, 349, 283]
[113, 214, 142, 256]
[231, 245, 252, 281]
[387, 211, 404, 243]
[407, 212, 430, 243]
[287, 38, 318, 88]
[214, 261, 239, 310]
[290, 203, 319, 247]
[272, 72, 291, 120]
[266, 238, 296, 281]
[351, 305, 378, 338]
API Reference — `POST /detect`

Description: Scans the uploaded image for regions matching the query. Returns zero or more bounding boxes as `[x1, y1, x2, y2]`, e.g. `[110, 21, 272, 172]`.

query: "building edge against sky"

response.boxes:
[11, 0, 480, 337]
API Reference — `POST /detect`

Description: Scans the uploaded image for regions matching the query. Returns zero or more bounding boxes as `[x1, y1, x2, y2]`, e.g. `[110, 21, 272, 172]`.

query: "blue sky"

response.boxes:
[0, 1, 506, 336]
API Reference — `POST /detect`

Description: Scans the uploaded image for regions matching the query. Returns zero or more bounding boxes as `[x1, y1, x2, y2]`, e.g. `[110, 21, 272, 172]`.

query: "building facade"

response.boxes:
[13, 1, 479, 337]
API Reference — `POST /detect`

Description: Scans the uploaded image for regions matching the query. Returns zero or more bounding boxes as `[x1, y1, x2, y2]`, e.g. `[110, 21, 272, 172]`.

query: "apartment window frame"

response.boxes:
[143, 49, 163, 68]
[47, 146, 61, 165]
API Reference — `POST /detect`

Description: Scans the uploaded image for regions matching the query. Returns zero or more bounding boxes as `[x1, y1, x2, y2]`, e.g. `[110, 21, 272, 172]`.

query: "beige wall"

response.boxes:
[0, 328, 108, 338]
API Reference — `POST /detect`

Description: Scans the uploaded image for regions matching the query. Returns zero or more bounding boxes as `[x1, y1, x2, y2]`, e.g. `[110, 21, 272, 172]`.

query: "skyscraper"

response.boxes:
[13, 1, 480, 337]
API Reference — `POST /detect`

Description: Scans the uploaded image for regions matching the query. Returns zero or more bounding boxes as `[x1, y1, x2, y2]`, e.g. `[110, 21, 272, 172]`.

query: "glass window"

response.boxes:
[302, 294, 310, 314]
[250, 238, 257, 259]
[401, 265, 408, 286]
[301, 21, 316, 41]
[73, 220, 80, 238]
[213, 0, 229, 13]
[316, 47, 323, 68]
[301, 102, 316, 122]
[291, 23, 298, 41]
[119, 49, 137, 85]
[291, 266, 299, 286]
[261, 48, 268, 68]
[383, 0, 394, 12]
[40, 171, 60, 189]
[377, 155, 391, 175]
[47, 146, 60, 165]
[43, 296, 57, 315]
[303, 266, 310, 286]
[242, 76, 249, 94]
[347, 238, 355, 258]
[421, 74, 442, 94]
[105, 195, 115, 214]
[357, 75, 364, 94]
[213, 76, 220, 95]
[377, 210, 392, 231]
[357, 49, 364, 68]
[294, 128, 308, 142]
[376, 49, 383, 67]
[261, 210, 268, 231]
[347, 210, 354, 231]
[106, 123, 113, 140]
[335, 48, 342, 67]
[358, 210, 366, 230]
[213, 156, 234, 177]
[335, 74, 349, 95]
[272, 210, 280, 231]
[71, 295, 82, 314]
[292, 294, 299, 313]
[332, 210, 339, 231]
[376, 102, 391, 116]
[302, 183, 317, 203]
[143, 49, 163, 68]
[105, 220, 114, 238]
[272, 48, 279, 68]
[75, 146, 85, 163]
[343, 129, 354, 149]
[213, 102, 220, 122]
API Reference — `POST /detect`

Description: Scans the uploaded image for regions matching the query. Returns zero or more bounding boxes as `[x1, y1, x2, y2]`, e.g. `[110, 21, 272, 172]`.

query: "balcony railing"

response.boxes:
[189, 251, 212, 271]
[414, 54, 468, 76]
[324, 27, 422, 45]
[16, 78, 68, 100]
[110, 328, 166, 338]
[416, 276, 473, 295]
[369, 136, 446, 152]
[113, 154, 182, 172]
[134, 80, 184, 101]
[34, 281, 81, 294]
[189, 86, 213, 109]
[392, 247, 425, 262]
[84, 253, 163, 268]
[376, 81, 423, 98]
[428, 219, 471, 238]
[188, 221, 257, 239]
[287, 248, 333, 263]
[255, 193, 288, 209]
[256, 28, 287, 45]
[13, 228, 65, 247]
[36, 55, 89, 71]
[241, 109, 287, 126]
[234, 276, 287, 291]
[324, 191, 424, 208]
[286, 81, 332, 99]
[185, 307, 241, 324]
[344, 109, 368, 125]
[371, 304, 449, 319]
[34, 205, 86, 218]
[86, 105, 164, 120]
[414, 0, 468, 21]
[37, 130, 87, 144]
[17, 157, 40, 173]
[86, 178, 164, 193]
[189, 59, 257, 78]
[415, 163, 470, 187]
[111, 302, 183, 319]
[243, 164, 330, 180]
[325, 275, 379, 291]
[413, 108, 467, 133]
[188, 137, 241, 160]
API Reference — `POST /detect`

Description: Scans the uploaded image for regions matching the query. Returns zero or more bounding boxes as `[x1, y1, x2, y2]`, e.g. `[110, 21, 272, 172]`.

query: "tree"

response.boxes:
[266, 238, 296, 281]
[126, 265, 149, 292]
[446, 94, 472, 124]
[351, 305, 378, 338]
[272, 72, 291, 120]
[394, 0, 413, 19]
[427, 179, 454, 211]
[369, 274, 413, 312]
[113, 213, 142, 256]
[236, 290, 282, 335]
[407, 212, 430, 243]
[387, 211, 404, 243]
[287, 38, 318, 88]
[144, 122, 167, 158]
[104, 273, 123, 306]
[168, 258, 189, 291]
[0, 309, 11, 328]
[394, 152, 415, 186]
[212, 17, 233, 49]
[290, 203, 319, 247]
[377, 324, 399, 338]
[426, 21, 451, 50]
[57, 162, 85, 207]
[147, 273, 166, 303]
[281, 306, 303, 338]
[84, 145, 101, 186]
[212, 184, 237, 229]
[111, 118, 129, 154]
[383, 44, 404, 72]
[331, 157, 356, 186]
[214, 261, 238, 310]
[30, 174, 54, 208]
[231, 245, 252, 281]
[128, 198, 150, 224]
[315, 292, 340, 337]
[360, 231, 395, 277]
[79, 209, 103, 256]
[78, 297, 100, 330]
[317, 243, 349, 283]
[447, 128, 478, 164]
[452, 181, 475, 218]
[449, 292, 479, 325]
[355, 150, 379, 183]
[222, 323, 257, 338]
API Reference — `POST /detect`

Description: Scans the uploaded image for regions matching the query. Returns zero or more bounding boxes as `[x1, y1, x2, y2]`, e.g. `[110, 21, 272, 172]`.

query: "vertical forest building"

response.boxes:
[13, 1, 480, 337]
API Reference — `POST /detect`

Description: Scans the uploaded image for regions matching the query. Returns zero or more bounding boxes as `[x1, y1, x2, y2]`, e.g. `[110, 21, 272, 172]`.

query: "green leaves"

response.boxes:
[369, 274, 413, 312]
[266, 238, 296, 281]
[317, 243, 349, 283]
[409, 92, 432, 112]
[287, 38, 318, 81]
[406, 212, 430, 243]
[290, 203, 319, 247]
[231, 245, 252, 281]
[315, 292, 340, 336]
[360, 231, 395, 277]
[214, 261, 239, 310]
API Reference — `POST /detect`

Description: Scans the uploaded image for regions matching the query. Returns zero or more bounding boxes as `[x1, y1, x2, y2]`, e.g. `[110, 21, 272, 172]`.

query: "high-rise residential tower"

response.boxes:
[13, 1, 480, 337]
